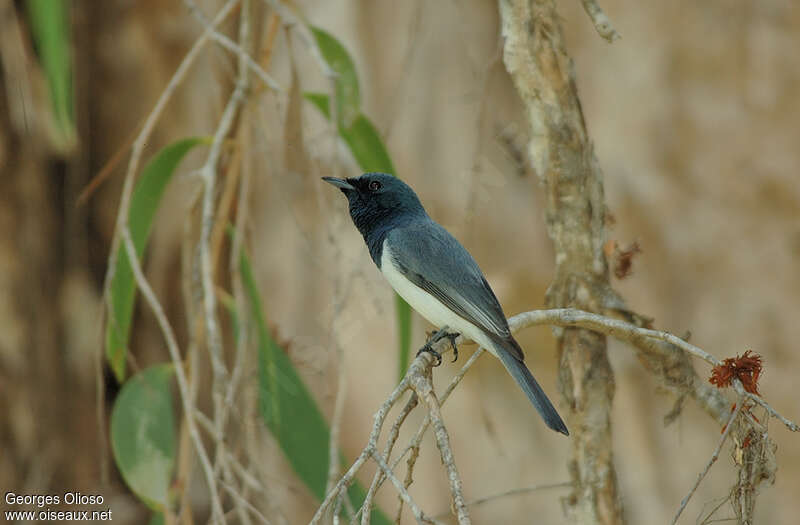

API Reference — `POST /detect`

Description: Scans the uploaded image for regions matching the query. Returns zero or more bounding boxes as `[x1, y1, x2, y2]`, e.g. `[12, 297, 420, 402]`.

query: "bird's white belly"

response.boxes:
[380, 244, 498, 356]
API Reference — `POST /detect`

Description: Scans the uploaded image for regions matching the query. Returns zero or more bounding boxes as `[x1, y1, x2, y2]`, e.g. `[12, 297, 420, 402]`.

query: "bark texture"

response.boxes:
[499, 1, 623, 523]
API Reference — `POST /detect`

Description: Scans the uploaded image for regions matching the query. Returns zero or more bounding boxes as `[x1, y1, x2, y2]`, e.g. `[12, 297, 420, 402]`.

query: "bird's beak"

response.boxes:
[322, 177, 355, 191]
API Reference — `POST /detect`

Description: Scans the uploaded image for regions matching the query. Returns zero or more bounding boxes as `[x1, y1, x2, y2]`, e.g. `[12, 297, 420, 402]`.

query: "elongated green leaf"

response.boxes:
[394, 294, 413, 381]
[305, 92, 413, 377]
[110, 364, 176, 510]
[25, 0, 75, 149]
[238, 243, 391, 525]
[105, 138, 207, 381]
[343, 113, 396, 175]
[310, 26, 360, 126]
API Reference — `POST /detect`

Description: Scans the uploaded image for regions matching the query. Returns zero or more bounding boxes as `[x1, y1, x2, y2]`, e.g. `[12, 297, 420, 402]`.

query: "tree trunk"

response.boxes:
[499, 1, 624, 523]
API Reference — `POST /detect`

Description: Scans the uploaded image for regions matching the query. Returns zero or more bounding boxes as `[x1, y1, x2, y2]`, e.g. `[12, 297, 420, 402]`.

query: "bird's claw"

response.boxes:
[418, 328, 461, 365]
[445, 333, 460, 362]
[416, 344, 443, 366]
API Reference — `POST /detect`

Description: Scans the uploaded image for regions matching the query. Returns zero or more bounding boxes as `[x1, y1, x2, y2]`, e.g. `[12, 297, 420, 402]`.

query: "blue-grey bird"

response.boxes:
[323, 173, 568, 435]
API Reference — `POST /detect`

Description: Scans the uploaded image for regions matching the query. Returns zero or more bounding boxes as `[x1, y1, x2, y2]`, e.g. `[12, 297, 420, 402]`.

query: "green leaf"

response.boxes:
[238, 242, 391, 525]
[25, 0, 75, 150]
[105, 137, 207, 381]
[395, 295, 412, 380]
[310, 26, 360, 126]
[110, 364, 176, 510]
[304, 93, 412, 377]
[303, 93, 395, 173]
[342, 114, 396, 174]
[304, 92, 331, 119]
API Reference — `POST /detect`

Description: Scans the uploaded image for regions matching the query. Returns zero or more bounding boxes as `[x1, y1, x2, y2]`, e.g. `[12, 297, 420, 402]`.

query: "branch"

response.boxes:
[370, 451, 440, 525]
[102, 0, 239, 312]
[317, 304, 796, 524]
[182, 0, 282, 92]
[405, 350, 471, 524]
[433, 482, 571, 518]
[309, 381, 410, 525]
[360, 393, 418, 524]
[499, 0, 622, 521]
[508, 309, 797, 432]
[120, 229, 225, 523]
[262, 0, 337, 79]
[102, 3, 243, 524]
[579, 0, 621, 43]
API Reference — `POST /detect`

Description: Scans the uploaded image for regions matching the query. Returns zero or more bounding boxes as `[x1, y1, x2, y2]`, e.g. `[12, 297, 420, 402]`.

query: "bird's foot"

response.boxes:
[416, 343, 442, 366]
[418, 327, 461, 365]
[444, 332, 460, 362]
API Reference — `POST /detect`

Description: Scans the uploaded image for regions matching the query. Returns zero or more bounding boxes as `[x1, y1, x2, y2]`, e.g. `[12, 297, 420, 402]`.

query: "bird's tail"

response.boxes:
[494, 339, 569, 436]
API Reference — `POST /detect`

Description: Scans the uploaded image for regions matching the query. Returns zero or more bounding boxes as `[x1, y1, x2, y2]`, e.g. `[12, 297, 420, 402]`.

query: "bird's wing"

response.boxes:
[386, 219, 523, 361]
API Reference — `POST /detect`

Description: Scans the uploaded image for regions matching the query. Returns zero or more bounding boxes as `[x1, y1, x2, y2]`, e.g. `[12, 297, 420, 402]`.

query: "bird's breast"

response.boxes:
[379, 241, 498, 355]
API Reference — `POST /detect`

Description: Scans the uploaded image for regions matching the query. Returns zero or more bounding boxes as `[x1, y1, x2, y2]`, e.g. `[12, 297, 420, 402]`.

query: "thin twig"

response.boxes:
[433, 482, 571, 518]
[102, 0, 239, 325]
[370, 451, 441, 525]
[741, 390, 798, 432]
[119, 229, 225, 522]
[223, 449, 264, 493]
[177, 209, 202, 525]
[360, 392, 419, 524]
[199, 4, 252, 483]
[309, 380, 411, 525]
[216, 5, 256, 524]
[382, 348, 486, 508]
[208, 32, 282, 92]
[405, 355, 471, 524]
[671, 398, 745, 525]
[262, 0, 337, 79]
[508, 308, 798, 431]
[510, 309, 721, 366]
[322, 306, 796, 525]
[579, 0, 621, 43]
[183, 0, 282, 92]
[222, 481, 272, 525]
[100, 10, 243, 515]
[326, 339, 348, 494]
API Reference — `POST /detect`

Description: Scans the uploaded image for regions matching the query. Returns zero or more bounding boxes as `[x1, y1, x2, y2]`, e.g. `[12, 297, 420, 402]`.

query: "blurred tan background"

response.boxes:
[1, 0, 798, 523]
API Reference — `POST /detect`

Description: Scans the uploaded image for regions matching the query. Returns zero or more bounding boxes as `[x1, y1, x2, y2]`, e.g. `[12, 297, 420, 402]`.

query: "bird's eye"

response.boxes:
[368, 180, 381, 192]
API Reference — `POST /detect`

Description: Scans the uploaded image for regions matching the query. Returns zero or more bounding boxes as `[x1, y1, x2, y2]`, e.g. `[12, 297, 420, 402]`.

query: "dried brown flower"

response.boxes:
[607, 240, 642, 279]
[709, 350, 763, 395]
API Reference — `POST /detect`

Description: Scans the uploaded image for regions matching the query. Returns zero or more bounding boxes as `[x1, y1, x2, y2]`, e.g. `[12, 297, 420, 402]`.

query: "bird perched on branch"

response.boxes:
[323, 173, 568, 435]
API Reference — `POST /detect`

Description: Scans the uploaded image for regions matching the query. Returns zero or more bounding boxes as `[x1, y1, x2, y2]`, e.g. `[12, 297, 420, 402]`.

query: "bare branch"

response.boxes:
[405, 354, 471, 524]
[222, 480, 273, 525]
[183, 0, 281, 92]
[434, 482, 571, 518]
[387, 348, 486, 506]
[360, 393, 418, 523]
[119, 229, 225, 522]
[579, 0, 621, 43]
[499, 1, 622, 520]
[370, 451, 442, 525]
[508, 309, 798, 432]
[317, 297, 798, 525]
[742, 391, 798, 432]
[262, 0, 337, 79]
[102, 0, 239, 313]
[309, 380, 411, 525]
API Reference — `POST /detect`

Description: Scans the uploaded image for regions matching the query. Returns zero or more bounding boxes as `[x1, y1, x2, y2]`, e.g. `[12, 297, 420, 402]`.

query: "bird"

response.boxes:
[322, 172, 568, 435]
